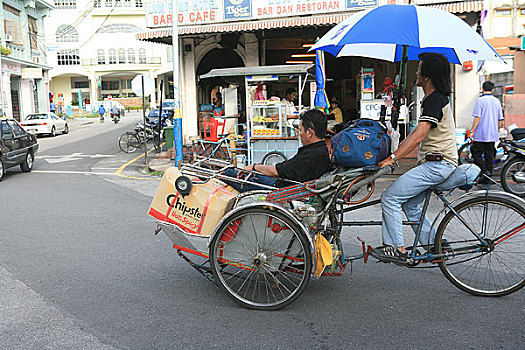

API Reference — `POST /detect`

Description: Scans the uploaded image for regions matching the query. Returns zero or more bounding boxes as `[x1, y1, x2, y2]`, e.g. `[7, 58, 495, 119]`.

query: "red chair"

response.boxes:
[203, 117, 226, 142]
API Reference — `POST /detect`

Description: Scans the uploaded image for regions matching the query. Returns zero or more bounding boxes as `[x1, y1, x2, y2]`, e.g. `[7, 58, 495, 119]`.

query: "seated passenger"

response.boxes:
[224, 108, 330, 192]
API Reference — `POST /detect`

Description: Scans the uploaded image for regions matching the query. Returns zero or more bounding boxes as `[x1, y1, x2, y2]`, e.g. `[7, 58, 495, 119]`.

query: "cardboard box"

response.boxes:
[148, 167, 239, 236]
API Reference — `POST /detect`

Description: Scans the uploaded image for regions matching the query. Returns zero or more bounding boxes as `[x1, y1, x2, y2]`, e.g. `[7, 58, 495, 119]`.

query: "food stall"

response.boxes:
[199, 64, 313, 165]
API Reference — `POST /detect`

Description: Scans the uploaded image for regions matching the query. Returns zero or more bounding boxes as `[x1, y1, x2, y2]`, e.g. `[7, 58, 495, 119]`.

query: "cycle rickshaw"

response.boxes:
[152, 156, 525, 310]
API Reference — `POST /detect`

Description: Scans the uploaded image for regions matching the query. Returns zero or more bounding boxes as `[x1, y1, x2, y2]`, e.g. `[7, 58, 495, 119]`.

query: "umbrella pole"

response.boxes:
[391, 45, 408, 130]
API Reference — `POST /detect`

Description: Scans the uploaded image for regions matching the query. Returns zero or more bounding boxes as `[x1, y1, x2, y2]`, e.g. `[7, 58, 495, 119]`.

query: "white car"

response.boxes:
[20, 113, 69, 137]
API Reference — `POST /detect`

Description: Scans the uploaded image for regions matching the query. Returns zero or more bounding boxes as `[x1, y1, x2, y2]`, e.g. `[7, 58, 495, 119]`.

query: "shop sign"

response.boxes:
[144, 0, 366, 28]
[22, 68, 43, 79]
[246, 75, 278, 81]
[224, 0, 251, 19]
[360, 99, 383, 119]
[2, 63, 22, 75]
[346, 0, 377, 8]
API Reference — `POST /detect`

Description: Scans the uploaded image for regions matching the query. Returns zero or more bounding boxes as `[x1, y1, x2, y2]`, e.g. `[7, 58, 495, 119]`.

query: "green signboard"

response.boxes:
[522, 36, 525, 50]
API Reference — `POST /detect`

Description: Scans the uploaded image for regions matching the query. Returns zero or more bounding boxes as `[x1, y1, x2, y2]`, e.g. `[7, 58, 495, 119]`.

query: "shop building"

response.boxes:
[44, 0, 173, 112]
[1, 0, 53, 121]
[138, 0, 485, 139]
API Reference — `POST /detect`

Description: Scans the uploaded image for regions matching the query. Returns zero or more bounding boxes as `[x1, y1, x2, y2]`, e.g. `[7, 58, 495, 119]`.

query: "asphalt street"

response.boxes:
[1, 113, 524, 349]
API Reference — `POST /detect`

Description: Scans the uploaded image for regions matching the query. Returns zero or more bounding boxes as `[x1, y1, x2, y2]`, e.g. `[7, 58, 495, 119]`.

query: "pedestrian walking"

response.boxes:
[469, 81, 504, 183]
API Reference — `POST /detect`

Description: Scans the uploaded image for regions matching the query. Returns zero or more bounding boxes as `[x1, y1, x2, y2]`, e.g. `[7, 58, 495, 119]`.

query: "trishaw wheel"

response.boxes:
[435, 196, 525, 297]
[209, 207, 312, 310]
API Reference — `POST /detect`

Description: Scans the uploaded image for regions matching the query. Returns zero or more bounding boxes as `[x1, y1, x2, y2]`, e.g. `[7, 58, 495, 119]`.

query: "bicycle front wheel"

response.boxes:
[209, 207, 312, 310]
[118, 132, 141, 153]
[500, 158, 525, 197]
[435, 196, 525, 296]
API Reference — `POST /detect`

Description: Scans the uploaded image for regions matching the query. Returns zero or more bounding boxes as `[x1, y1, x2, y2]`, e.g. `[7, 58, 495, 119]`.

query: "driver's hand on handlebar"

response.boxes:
[378, 156, 395, 169]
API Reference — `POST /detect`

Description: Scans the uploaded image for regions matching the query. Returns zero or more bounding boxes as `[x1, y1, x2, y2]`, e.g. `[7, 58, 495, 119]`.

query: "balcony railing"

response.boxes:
[82, 57, 161, 66]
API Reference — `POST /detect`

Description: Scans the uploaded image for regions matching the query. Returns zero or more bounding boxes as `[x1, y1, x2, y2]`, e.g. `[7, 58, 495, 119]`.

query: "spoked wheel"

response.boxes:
[118, 132, 141, 153]
[435, 196, 525, 296]
[209, 207, 312, 310]
[500, 158, 525, 197]
[458, 142, 473, 165]
[262, 151, 287, 166]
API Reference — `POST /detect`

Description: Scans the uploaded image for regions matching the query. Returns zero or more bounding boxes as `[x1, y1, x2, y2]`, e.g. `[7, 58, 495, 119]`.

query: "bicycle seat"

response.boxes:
[433, 164, 480, 191]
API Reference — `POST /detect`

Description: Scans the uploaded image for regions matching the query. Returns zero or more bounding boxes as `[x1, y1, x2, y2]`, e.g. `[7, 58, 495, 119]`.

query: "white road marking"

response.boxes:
[36, 153, 114, 164]
[32, 170, 114, 176]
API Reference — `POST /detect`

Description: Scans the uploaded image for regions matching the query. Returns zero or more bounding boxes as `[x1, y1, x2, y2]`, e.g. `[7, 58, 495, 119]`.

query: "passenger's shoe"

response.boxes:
[369, 245, 407, 266]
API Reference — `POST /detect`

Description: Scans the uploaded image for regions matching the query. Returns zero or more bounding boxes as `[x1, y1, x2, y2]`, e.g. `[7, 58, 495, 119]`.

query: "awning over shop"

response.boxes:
[199, 64, 313, 80]
[417, 0, 482, 13]
[137, 13, 352, 43]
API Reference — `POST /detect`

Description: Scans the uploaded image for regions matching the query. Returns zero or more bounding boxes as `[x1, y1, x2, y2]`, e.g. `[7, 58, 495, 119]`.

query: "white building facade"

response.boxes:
[44, 0, 173, 111]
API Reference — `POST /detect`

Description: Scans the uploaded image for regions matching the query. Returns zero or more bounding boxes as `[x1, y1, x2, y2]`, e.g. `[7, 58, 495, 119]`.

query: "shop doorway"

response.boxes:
[11, 90, 20, 121]
[196, 48, 244, 105]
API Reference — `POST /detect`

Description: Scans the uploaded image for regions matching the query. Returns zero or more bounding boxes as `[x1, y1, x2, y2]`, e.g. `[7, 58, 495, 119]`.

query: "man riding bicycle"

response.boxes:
[371, 53, 458, 266]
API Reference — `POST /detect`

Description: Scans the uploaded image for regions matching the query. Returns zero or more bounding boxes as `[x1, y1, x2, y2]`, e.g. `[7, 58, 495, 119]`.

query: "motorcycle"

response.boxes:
[112, 112, 120, 124]
[499, 128, 525, 197]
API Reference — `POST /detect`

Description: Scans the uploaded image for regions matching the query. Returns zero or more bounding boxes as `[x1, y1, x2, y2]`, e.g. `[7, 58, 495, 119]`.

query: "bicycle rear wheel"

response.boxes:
[118, 132, 141, 153]
[209, 207, 312, 310]
[435, 196, 525, 296]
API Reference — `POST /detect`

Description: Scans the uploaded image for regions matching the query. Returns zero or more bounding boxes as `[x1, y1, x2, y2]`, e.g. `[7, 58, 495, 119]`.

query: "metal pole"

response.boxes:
[172, 1, 183, 166]
[142, 75, 148, 167]
[158, 80, 163, 148]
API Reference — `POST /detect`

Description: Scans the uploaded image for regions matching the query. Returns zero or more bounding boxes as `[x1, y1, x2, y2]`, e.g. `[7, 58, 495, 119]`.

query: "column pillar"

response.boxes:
[244, 33, 259, 67]
[149, 71, 157, 109]
[181, 38, 198, 140]
[90, 73, 98, 104]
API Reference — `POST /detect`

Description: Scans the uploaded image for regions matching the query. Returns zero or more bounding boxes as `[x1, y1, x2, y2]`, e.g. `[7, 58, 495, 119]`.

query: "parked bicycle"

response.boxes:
[118, 122, 161, 154]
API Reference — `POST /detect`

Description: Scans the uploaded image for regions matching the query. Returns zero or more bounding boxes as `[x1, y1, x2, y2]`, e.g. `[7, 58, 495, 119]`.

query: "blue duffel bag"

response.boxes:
[331, 119, 391, 168]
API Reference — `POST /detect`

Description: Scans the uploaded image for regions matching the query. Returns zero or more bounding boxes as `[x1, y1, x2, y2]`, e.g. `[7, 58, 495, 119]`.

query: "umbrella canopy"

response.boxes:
[311, 5, 504, 65]
[314, 50, 330, 113]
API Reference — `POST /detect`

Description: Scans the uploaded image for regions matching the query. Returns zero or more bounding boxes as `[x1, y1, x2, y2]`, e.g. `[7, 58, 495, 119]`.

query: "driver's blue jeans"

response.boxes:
[223, 168, 276, 192]
[381, 160, 456, 247]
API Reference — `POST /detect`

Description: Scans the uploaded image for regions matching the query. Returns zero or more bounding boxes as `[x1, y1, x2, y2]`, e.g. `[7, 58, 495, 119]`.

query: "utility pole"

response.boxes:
[171, 0, 183, 166]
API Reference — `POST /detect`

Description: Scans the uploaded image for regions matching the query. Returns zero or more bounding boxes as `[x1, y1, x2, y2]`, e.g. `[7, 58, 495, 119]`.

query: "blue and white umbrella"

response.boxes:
[311, 5, 504, 65]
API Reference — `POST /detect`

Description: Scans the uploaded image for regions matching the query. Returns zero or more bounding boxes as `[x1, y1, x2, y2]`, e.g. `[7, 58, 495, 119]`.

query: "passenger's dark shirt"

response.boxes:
[275, 141, 330, 183]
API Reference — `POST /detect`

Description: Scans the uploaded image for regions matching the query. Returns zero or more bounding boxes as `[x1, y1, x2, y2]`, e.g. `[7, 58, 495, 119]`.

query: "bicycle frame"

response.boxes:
[340, 186, 524, 266]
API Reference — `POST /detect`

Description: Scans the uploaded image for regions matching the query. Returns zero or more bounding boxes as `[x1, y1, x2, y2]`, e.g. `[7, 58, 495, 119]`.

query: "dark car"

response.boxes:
[0, 118, 39, 181]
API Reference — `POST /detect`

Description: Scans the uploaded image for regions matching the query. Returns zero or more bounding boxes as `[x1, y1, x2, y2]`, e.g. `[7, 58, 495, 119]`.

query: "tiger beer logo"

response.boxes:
[356, 134, 366, 141]
[364, 151, 374, 160]
[342, 145, 351, 153]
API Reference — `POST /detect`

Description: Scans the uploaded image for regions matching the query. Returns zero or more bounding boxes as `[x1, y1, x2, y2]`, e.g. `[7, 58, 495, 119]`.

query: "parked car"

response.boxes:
[0, 118, 39, 181]
[146, 109, 171, 127]
[20, 112, 69, 137]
